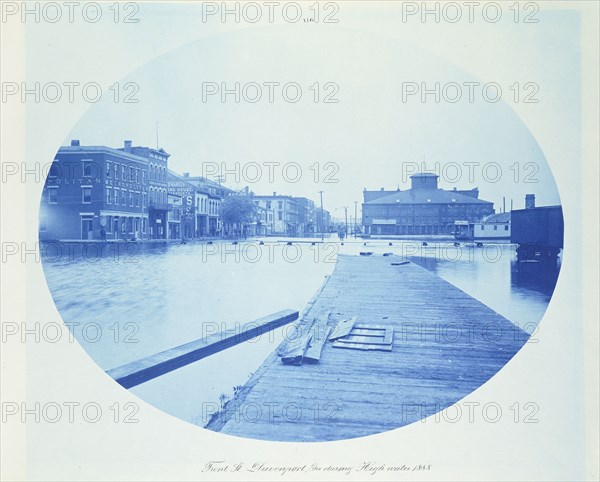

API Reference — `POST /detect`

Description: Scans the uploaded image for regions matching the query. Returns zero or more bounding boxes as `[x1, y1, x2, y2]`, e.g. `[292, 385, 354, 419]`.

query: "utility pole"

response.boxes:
[319, 190, 324, 242]
[214, 174, 225, 237]
[344, 206, 348, 235]
[354, 201, 358, 238]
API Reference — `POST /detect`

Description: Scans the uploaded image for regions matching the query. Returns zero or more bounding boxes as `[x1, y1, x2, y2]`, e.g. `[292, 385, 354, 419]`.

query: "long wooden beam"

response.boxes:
[106, 309, 299, 389]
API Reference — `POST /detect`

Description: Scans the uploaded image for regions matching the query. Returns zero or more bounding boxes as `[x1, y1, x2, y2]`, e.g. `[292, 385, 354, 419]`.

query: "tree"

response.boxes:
[219, 195, 258, 237]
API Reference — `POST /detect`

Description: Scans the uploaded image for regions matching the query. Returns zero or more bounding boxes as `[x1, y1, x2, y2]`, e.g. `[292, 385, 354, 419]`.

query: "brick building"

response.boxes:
[253, 194, 299, 236]
[167, 170, 198, 239]
[177, 174, 234, 236]
[362, 173, 494, 236]
[295, 197, 317, 236]
[39, 140, 153, 241]
[124, 143, 170, 239]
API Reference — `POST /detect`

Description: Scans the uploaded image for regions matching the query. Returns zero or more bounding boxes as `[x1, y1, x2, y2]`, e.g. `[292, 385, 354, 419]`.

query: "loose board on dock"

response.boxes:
[304, 326, 332, 363]
[329, 316, 357, 341]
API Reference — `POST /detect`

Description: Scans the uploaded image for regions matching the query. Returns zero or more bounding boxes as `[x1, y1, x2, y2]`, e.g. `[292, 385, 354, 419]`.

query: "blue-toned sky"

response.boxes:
[27, 3, 578, 215]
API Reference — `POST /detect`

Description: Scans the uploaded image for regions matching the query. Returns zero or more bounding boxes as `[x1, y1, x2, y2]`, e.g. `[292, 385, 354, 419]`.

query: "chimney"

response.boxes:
[124, 140, 132, 152]
[183, 172, 189, 178]
[71, 139, 80, 146]
[525, 194, 536, 209]
[273, 192, 277, 196]
[380, 187, 384, 191]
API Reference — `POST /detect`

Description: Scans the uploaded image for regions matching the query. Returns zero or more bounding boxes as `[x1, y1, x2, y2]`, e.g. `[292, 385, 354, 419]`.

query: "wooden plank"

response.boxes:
[278, 316, 315, 356]
[280, 315, 317, 365]
[106, 309, 299, 389]
[332, 341, 393, 351]
[354, 324, 388, 330]
[316, 309, 332, 324]
[329, 316, 357, 340]
[281, 332, 313, 365]
[304, 326, 332, 364]
[383, 327, 393, 344]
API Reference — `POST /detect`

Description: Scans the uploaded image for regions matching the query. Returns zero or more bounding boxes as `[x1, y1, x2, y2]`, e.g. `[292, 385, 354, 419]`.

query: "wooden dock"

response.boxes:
[207, 255, 530, 441]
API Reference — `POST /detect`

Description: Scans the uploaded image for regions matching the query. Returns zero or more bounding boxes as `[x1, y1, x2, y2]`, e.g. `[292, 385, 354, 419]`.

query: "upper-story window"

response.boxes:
[142, 171, 146, 183]
[130, 166, 135, 181]
[266, 201, 271, 209]
[82, 187, 92, 204]
[47, 187, 58, 204]
[48, 161, 59, 178]
[136, 168, 140, 183]
[122, 165, 126, 181]
[278, 201, 283, 209]
[114, 164, 118, 180]
[106, 161, 111, 178]
[82, 160, 93, 177]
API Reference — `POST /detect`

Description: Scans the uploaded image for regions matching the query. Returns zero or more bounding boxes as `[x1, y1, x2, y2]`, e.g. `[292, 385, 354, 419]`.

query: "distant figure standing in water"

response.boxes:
[100, 226, 107, 242]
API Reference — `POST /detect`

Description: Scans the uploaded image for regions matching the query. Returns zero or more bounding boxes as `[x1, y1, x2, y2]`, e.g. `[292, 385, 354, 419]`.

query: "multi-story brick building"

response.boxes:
[167, 170, 198, 239]
[315, 207, 332, 234]
[125, 143, 170, 239]
[296, 197, 316, 236]
[167, 192, 183, 240]
[253, 194, 299, 236]
[39, 140, 152, 241]
[178, 173, 234, 236]
[362, 173, 494, 236]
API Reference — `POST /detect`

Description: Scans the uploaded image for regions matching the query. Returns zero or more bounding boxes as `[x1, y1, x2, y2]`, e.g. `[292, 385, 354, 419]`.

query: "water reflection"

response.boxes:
[404, 243, 561, 332]
[511, 259, 561, 294]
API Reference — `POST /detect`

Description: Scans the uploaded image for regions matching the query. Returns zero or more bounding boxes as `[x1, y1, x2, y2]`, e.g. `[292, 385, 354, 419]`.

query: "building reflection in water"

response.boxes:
[510, 253, 562, 296]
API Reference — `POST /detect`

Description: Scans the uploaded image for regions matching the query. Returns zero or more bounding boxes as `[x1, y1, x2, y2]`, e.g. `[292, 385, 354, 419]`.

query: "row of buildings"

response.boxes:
[39, 140, 332, 241]
[41, 140, 539, 242]
[252, 194, 330, 237]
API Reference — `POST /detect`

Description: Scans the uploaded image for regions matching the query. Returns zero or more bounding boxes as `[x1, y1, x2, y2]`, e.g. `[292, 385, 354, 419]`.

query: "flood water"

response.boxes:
[41, 237, 561, 427]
